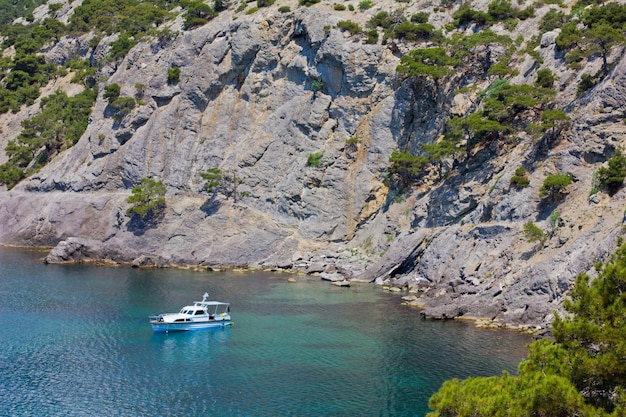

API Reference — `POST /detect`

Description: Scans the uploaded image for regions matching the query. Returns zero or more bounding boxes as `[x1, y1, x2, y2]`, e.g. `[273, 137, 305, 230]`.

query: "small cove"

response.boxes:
[0, 247, 532, 416]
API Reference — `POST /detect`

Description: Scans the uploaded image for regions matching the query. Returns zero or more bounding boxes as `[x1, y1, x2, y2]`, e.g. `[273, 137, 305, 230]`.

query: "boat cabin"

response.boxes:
[179, 306, 207, 316]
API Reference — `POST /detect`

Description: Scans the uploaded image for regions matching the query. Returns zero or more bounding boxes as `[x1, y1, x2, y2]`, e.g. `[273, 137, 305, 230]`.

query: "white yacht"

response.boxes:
[149, 293, 232, 332]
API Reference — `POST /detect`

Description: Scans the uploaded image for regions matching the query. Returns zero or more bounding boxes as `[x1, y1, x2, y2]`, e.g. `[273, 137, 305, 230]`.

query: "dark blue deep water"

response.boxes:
[0, 247, 531, 416]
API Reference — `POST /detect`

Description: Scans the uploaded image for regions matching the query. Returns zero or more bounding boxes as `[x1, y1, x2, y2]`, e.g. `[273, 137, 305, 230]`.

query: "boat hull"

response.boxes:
[150, 320, 233, 333]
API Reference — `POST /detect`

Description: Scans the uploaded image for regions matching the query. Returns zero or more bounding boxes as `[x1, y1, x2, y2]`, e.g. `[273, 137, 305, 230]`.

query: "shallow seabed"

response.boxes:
[0, 247, 531, 416]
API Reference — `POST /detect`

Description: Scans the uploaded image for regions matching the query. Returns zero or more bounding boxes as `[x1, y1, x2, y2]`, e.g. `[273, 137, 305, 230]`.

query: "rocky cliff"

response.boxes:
[1, 0, 626, 331]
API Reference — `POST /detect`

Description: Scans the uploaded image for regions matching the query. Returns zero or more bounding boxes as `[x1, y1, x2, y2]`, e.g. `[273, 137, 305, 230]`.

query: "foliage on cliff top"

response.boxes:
[427, 240, 626, 416]
[0, 0, 48, 27]
[0, 87, 97, 189]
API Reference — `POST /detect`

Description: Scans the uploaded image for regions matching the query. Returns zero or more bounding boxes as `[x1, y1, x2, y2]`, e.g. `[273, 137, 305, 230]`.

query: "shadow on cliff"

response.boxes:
[126, 211, 165, 236]
[200, 196, 221, 216]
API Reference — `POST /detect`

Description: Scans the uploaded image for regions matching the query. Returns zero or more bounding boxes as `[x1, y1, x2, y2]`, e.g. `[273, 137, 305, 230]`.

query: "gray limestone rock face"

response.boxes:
[3, 3, 626, 330]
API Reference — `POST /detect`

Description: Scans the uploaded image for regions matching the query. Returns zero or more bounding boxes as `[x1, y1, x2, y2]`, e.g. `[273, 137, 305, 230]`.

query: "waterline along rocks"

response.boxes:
[2, 0, 626, 331]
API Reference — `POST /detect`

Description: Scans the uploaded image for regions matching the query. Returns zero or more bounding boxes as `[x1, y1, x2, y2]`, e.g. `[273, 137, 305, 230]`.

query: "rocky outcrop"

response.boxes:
[2, 1, 626, 330]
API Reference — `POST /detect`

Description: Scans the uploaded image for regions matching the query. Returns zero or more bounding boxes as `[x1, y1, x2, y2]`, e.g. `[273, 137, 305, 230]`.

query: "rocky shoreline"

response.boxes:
[2, 0, 626, 334]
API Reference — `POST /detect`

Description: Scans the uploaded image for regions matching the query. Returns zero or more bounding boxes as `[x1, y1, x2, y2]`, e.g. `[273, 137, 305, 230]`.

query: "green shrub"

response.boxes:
[488, 0, 517, 21]
[391, 21, 436, 42]
[109, 34, 137, 60]
[510, 166, 530, 188]
[337, 20, 362, 35]
[201, 167, 223, 193]
[517, 5, 534, 20]
[539, 8, 568, 33]
[307, 152, 324, 167]
[452, 4, 492, 27]
[48, 3, 63, 15]
[278, 5, 291, 12]
[0, 162, 25, 189]
[535, 68, 555, 88]
[183, 1, 217, 29]
[523, 221, 545, 242]
[411, 12, 430, 23]
[365, 29, 379, 44]
[367, 11, 393, 29]
[397, 47, 459, 79]
[487, 62, 514, 76]
[388, 150, 429, 187]
[110, 96, 136, 118]
[167, 67, 180, 84]
[333, 3, 346, 10]
[358, 0, 372, 10]
[257, 0, 275, 7]
[311, 79, 324, 92]
[577, 73, 596, 96]
[539, 172, 572, 200]
[299, 0, 321, 6]
[127, 178, 166, 217]
[104, 83, 121, 102]
[597, 149, 626, 195]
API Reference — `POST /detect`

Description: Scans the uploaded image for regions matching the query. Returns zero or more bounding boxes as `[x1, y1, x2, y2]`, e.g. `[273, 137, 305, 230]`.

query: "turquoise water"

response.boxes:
[0, 247, 531, 416]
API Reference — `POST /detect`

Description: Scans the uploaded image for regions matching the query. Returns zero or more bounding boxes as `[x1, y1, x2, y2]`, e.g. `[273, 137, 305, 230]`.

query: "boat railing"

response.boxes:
[149, 313, 176, 322]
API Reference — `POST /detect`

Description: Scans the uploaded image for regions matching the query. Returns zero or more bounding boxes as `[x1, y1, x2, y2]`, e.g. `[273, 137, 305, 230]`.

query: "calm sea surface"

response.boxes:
[0, 247, 531, 416]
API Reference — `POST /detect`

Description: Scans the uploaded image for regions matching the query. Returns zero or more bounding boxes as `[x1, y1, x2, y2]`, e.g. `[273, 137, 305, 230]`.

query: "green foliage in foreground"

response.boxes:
[126, 178, 166, 217]
[428, 240, 626, 416]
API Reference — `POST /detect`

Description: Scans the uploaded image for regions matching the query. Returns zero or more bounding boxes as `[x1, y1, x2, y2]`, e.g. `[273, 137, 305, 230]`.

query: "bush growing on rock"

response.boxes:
[306, 152, 324, 167]
[126, 178, 166, 218]
[539, 172, 572, 201]
[182, 0, 217, 29]
[109, 34, 137, 60]
[597, 149, 626, 195]
[336, 20, 362, 35]
[110, 96, 136, 119]
[104, 83, 121, 102]
[358, 0, 372, 10]
[523, 221, 545, 242]
[451, 4, 492, 28]
[510, 166, 530, 189]
[167, 67, 181, 84]
[535, 68, 555, 88]
[201, 167, 222, 194]
[388, 150, 429, 188]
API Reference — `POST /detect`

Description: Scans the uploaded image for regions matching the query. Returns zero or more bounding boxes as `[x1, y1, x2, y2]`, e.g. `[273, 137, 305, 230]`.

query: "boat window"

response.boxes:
[194, 310, 205, 315]
[187, 310, 194, 315]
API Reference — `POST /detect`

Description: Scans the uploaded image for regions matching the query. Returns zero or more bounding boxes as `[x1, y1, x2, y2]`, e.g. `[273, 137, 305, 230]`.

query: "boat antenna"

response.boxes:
[203, 292, 209, 302]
